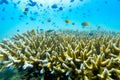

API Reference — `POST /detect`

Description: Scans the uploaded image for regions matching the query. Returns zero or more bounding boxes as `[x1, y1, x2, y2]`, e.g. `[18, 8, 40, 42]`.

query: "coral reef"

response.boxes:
[0, 29, 120, 80]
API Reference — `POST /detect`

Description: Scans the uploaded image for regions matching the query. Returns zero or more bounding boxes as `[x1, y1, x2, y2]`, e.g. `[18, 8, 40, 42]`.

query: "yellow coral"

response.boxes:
[0, 29, 120, 80]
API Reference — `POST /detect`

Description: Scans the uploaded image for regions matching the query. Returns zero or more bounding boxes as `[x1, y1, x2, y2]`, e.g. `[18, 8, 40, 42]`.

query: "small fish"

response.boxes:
[2, 7, 5, 12]
[17, 29, 20, 32]
[19, 15, 24, 18]
[22, 8, 29, 12]
[40, 29, 44, 31]
[26, 22, 29, 25]
[70, 0, 75, 3]
[29, 17, 36, 21]
[23, 12, 27, 15]
[22, 8, 29, 16]
[97, 25, 101, 30]
[28, 0, 37, 7]
[72, 22, 75, 25]
[89, 32, 93, 36]
[30, 29, 35, 35]
[0, 0, 8, 4]
[1, 17, 4, 20]
[10, 17, 14, 20]
[79, 0, 83, 2]
[81, 21, 90, 28]
[46, 18, 51, 22]
[17, 1, 21, 4]
[65, 19, 71, 24]
[46, 30, 54, 33]
[59, 7, 63, 11]
[40, 3, 43, 7]
[51, 4, 58, 9]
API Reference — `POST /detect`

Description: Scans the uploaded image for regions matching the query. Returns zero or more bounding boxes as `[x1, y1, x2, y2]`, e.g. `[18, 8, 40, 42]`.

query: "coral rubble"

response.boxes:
[0, 29, 120, 80]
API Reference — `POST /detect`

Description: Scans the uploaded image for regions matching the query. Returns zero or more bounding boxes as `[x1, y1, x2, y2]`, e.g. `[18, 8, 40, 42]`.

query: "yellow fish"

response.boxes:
[65, 19, 70, 24]
[30, 29, 35, 35]
[81, 21, 90, 28]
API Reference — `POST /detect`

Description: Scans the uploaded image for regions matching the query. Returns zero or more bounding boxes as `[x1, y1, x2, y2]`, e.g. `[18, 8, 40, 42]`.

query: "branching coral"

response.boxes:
[0, 29, 120, 80]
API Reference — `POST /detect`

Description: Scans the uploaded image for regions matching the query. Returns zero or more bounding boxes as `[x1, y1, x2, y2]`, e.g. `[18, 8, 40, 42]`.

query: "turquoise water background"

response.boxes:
[0, 0, 120, 40]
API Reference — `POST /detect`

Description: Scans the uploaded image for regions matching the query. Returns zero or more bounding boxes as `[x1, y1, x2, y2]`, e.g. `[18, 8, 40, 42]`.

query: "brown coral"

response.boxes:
[0, 29, 120, 80]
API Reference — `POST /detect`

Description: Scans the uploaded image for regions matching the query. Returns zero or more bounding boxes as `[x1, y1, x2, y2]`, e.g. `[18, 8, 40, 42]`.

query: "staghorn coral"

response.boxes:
[0, 29, 120, 80]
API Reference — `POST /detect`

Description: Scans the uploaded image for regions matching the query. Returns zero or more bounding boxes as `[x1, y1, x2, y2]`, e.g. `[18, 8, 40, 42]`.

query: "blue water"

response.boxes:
[0, 0, 120, 40]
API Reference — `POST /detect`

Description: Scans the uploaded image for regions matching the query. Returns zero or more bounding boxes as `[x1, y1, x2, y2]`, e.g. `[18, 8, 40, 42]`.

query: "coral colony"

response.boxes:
[0, 29, 120, 80]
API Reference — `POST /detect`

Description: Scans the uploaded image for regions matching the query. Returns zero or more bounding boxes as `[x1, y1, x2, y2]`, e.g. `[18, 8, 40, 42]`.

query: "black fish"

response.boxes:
[10, 17, 14, 20]
[17, 1, 21, 4]
[79, 0, 83, 1]
[70, 0, 74, 3]
[2, 7, 5, 12]
[51, 4, 58, 9]
[88, 31, 94, 36]
[40, 3, 43, 7]
[28, 0, 37, 7]
[59, 7, 63, 11]
[46, 30, 55, 33]
[29, 17, 36, 21]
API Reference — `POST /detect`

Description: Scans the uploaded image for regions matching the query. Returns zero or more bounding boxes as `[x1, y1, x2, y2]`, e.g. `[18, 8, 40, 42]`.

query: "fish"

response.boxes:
[59, 7, 63, 11]
[29, 17, 36, 21]
[0, 0, 8, 4]
[79, 0, 83, 2]
[89, 32, 93, 36]
[17, 1, 21, 4]
[10, 17, 14, 20]
[65, 19, 71, 24]
[46, 30, 55, 33]
[28, 0, 37, 7]
[72, 22, 75, 25]
[40, 3, 43, 7]
[30, 29, 35, 35]
[22, 8, 29, 15]
[46, 18, 51, 22]
[97, 25, 101, 30]
[70, 0, 75, 3]
[51, 4, 58, 9]
[22, 8, 29, 12]
[2, 7, 5, 12]
[17, 29, 20, 32]
[81, 21, 90, 28]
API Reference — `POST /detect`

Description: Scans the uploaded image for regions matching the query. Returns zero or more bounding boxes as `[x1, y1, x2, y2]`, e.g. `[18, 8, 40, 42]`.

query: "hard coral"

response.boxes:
[0, 29, 120, 80]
